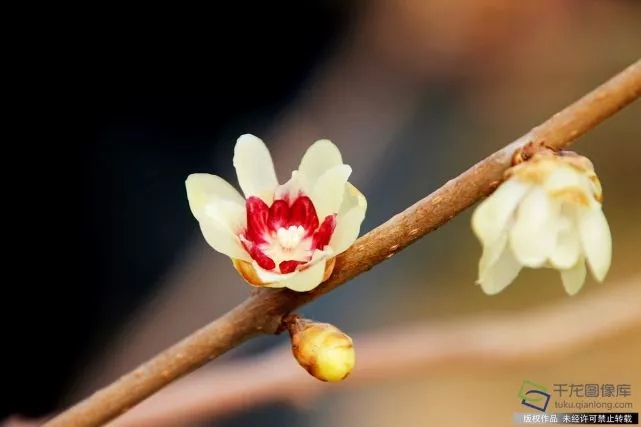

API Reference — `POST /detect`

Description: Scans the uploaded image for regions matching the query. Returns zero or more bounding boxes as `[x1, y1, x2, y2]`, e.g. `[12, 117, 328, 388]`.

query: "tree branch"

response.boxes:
[103, 275, 641, 427]
[44, 59, 641, 427]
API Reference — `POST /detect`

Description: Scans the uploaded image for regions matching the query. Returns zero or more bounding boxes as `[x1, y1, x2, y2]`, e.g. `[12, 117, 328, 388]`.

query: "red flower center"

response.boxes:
[241, 195, 336, 274]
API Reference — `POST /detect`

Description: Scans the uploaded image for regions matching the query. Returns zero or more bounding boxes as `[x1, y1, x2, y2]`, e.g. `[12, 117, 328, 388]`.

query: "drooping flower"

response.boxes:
[186, 134, 367, 292]
[472, 148, 612, 296]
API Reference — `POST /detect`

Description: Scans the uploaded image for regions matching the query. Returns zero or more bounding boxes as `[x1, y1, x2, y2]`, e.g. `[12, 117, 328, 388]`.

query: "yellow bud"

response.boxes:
[285, 316, 355, 383]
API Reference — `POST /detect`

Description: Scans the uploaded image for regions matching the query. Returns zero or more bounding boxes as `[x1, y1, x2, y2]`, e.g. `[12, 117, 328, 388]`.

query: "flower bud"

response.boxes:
[285, 316, 355, 383]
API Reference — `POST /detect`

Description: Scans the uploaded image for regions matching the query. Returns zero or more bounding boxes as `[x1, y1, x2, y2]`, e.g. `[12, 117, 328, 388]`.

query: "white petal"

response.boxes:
[277, 258, 328, 292]
[329, 183, 367, 254]
[543, 166, 585, 193]
[549, 216, 581, 269]
[185, 173, 245, 222]
[198, 200, 250, 260]
[298, 139, 343, 191]
[471, 179, 531, 246]
[233, 134, 279, 203]
[578, 207, 612, 282]
[477, 245, 522, 295]
[509, 187, 560, 267]
[311, 164, 352, 220]
[274, 171, 304, 201]
[330, 207, 365, 255]
[338, 182, 367, 215]
[560, 258, 587, 295]
[254, 263, 296, 287]
[478, 231, 508, 277]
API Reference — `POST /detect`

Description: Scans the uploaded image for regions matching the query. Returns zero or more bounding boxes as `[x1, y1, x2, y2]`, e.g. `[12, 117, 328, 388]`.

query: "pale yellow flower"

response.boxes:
[472, 151, 611, 295]
[186, 134, 367, 292]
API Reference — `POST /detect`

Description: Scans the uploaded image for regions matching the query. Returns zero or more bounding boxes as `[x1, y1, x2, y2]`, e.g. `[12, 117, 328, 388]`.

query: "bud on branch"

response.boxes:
[284, 315, 355, 383]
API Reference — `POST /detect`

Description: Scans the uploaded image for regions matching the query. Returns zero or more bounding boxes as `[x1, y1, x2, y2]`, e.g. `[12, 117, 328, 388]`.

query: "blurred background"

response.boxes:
[6, 1, 641, 426]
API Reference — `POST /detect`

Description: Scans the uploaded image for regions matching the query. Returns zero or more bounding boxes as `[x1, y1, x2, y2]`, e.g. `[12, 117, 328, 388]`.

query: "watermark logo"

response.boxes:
[518, 380, 551, 413]
[515, 381, 637, 423]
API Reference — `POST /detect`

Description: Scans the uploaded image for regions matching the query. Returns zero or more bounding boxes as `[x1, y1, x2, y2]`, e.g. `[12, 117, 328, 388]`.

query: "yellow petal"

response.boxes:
[232, 258, 281, 287]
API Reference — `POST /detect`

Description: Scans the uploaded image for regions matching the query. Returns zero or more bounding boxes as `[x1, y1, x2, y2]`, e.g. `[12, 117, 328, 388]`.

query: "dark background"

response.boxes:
[6, 2, 357, 419]
[6, 2, 641, 427]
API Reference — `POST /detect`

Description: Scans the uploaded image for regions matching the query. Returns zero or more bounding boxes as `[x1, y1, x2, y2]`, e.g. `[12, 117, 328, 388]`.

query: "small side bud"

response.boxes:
[284, 315, 355, 383]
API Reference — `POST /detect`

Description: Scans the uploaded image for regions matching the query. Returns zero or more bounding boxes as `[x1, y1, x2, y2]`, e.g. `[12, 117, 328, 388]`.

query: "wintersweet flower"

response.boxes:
[472, 149, 612, 296]
[186, 134, 367, 292]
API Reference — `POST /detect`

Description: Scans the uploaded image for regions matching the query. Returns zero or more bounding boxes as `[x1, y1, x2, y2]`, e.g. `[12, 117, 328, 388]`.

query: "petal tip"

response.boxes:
[592, 263, 611, 283]
[234, 134, 267, 159]
[298, 139, 344, 186]
[312, 138, 337, 148]
[477, 280, 503, 296]
[233, 133, 278, 200]
[563, 282, 585, 296]
[184, 172, 208, 189]
[236, 133, 263, 144]
[560, 261, 587, 296]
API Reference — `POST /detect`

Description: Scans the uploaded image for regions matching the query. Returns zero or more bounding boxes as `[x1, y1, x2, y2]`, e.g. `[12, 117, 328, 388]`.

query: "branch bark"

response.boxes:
[44, 59, 641, 427]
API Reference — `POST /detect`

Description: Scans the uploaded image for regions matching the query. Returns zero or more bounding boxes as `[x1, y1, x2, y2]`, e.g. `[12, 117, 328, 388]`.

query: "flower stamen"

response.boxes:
[241, 194, 337, 274]
[276, 226, 306, 249]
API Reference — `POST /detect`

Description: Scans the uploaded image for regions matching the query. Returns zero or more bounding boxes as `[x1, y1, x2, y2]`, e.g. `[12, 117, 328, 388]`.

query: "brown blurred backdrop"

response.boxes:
[10, 1, 640, 427]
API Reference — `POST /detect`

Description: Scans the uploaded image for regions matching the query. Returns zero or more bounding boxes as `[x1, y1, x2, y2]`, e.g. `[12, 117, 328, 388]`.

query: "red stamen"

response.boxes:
[269, 199, 289, 231]
[250, 245, 276, 270]
[313, 214, 336, 250]
[279, 260, 303, 274]
[290, 196, 319, 237]
[243, 193, 336, 272]
[245, 196, 270, 243]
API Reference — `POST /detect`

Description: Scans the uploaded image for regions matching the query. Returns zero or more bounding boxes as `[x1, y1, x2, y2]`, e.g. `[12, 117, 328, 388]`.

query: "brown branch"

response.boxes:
[102, 275, 641, 427]
[44, 59, 641, 427]
[16, 276, 641, 427]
